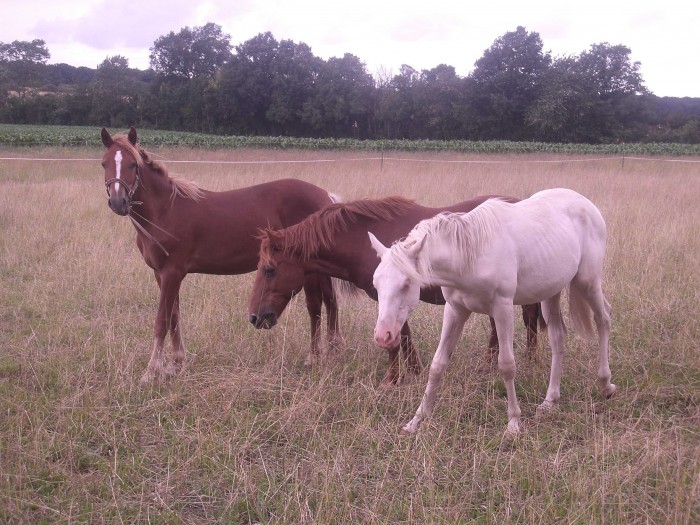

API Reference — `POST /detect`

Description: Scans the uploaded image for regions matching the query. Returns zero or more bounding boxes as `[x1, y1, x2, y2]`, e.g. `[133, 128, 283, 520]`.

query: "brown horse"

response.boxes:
[101, 127, 342, 383]
[248, 196, 542, 386]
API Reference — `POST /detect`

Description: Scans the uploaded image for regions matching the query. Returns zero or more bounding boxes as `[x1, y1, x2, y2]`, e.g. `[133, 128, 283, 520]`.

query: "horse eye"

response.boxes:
[264, 267, 276, 278]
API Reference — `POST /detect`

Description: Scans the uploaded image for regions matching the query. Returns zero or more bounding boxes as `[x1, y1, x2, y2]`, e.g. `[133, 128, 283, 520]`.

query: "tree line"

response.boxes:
[1, 25, 699, 144]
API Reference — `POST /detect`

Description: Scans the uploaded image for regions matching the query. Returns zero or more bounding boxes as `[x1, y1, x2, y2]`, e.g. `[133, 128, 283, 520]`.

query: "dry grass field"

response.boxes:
[1, 146, 698, 524]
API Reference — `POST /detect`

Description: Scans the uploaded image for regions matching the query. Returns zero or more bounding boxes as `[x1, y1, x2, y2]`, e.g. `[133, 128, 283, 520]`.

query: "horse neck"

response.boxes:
[312, 217, 385, 288]
[132, 167, 175, 221]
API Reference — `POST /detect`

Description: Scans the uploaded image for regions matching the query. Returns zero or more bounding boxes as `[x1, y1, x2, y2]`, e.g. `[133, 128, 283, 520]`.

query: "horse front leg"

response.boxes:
[140, 270, 184, 384]
[164, 291, 185, 378]
[380, 345, 401, 387]
[403, 302, 469, 433]
[399, 322, 423, 384]
[302, 274, 324, 366]
[493, 301, 521, 437]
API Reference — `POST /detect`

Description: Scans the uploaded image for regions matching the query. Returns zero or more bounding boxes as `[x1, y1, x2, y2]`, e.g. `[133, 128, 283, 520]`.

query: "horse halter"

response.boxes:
[104, 159, 142, 202]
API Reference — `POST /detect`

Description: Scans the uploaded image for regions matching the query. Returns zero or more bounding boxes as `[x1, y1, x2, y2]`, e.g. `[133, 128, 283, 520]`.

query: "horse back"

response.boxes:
[153, 178, 334, 275]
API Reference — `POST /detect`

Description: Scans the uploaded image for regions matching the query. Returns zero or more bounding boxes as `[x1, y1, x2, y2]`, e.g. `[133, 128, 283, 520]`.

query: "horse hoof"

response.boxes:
[399, 371, 421, 385]
[503, 419, 521, 439]
[327, 336, 346, 354]
[535, 400, 558, 420]
[139, 370, 156, 385]
[603, 383, 617, 399]
[163, 364, 180, 380]
[401, 421, 420, 434]
[303, 353, 321, 367]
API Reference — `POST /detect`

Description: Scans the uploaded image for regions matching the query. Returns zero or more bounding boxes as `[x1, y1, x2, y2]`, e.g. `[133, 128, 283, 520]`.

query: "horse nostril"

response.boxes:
[249, 314, 258, 325]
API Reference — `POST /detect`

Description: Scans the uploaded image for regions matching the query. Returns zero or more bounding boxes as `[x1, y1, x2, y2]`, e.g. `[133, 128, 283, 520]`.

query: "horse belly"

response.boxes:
[513, 258, 578, 304]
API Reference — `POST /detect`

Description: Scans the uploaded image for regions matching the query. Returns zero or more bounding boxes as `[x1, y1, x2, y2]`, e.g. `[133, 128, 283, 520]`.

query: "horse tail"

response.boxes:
[568, 284, 596, 340]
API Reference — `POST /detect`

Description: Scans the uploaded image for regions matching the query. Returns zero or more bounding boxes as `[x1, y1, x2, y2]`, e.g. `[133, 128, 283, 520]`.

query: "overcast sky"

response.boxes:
[3, 0, 697, 97]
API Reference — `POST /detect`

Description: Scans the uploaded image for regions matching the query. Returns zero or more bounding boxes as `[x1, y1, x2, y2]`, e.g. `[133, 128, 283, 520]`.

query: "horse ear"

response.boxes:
[404, 235, 427, 261]
[128, 127, 137, 145]
[368, 232, 388, 259]
[263, 228, 284, 251]
[101, 128, 113, 148]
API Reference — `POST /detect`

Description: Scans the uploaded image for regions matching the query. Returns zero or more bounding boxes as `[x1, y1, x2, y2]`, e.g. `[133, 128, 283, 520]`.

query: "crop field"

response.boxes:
[1, 140, 699, 524]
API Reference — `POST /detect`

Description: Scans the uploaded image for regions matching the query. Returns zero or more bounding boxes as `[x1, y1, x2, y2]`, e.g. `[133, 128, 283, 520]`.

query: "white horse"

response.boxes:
[369, 188, 616, 436]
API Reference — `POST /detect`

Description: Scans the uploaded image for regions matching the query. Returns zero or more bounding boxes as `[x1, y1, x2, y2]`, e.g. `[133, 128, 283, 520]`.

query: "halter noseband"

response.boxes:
[105, 161, 142, 202]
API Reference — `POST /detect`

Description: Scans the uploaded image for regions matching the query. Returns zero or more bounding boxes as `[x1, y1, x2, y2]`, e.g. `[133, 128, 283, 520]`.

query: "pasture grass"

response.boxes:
[1, 147, 698, 524]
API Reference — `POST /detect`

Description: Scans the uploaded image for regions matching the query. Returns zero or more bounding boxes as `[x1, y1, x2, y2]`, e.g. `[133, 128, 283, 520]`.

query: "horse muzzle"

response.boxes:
[374, 324, 401, 349]
[249, 311, 277, 329]
[108, 194, 130, 216]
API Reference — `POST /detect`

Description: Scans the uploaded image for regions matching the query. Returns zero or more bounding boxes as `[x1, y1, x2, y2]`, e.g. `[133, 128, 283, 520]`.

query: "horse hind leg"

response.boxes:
[487, 316, 499, 360]
[321, 276, 345, 353]
[522, 303, 541, 357]
[597, 297, 616, 398]
[571, 277, 616, 399]
[536, 292, 566, 418]
[582, 283, 615, 398]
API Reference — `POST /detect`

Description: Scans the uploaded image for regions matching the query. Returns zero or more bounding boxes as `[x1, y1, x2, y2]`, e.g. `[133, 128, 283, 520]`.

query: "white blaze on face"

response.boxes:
[114, 150, 123, 191]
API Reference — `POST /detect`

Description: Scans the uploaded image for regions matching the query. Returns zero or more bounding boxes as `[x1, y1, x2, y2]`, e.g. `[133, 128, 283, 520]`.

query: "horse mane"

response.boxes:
[259, 196, 417, 266]
[390, 198, 507, 285]
[111, 134, 205, 202]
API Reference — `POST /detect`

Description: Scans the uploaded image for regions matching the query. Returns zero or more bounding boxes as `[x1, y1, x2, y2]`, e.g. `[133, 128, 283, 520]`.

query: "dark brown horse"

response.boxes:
[247, 196, 542, 386]
[101, 127, 342, 382]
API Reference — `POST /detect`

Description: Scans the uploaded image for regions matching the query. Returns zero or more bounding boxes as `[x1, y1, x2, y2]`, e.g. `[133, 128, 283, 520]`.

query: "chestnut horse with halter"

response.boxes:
[247, 196, 542, 386]
[101, 127, 342, 382]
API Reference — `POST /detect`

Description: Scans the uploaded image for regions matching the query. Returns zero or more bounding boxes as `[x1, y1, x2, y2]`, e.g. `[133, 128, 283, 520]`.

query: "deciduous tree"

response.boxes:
[149, 23, 232, 79]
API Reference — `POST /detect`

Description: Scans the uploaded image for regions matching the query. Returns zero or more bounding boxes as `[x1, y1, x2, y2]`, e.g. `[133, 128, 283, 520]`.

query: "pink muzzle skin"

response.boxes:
[374, 322, 401, 349]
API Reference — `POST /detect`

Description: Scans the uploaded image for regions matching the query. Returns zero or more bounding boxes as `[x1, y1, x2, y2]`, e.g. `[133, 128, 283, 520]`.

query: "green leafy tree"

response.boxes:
[469, 26, 551, 139]
[416, 64, 465, 139]
[376, 65, 420, 138]
[527, 44, 649, 142]
[0, 39, 50, 97]
[265, 39, 323, 136]
[302, 53, 374, 137]
[214, 32, 279, 134]
[89, 56, 138, 127]
[149, 23, 232, 79]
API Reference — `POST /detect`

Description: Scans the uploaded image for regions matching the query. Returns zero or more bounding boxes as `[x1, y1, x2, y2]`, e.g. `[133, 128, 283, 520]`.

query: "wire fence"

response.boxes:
[2, 154, 700, 165]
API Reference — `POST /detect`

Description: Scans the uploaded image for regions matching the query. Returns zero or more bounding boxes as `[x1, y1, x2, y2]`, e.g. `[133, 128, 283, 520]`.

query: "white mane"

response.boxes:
[388, 199, 508, 285]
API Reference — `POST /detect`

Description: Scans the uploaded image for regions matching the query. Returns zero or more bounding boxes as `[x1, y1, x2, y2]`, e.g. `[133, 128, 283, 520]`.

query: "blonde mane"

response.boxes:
[259, 196, 417, 267]
[390, 199, 507, 285]
[111, 134, 205, 203]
